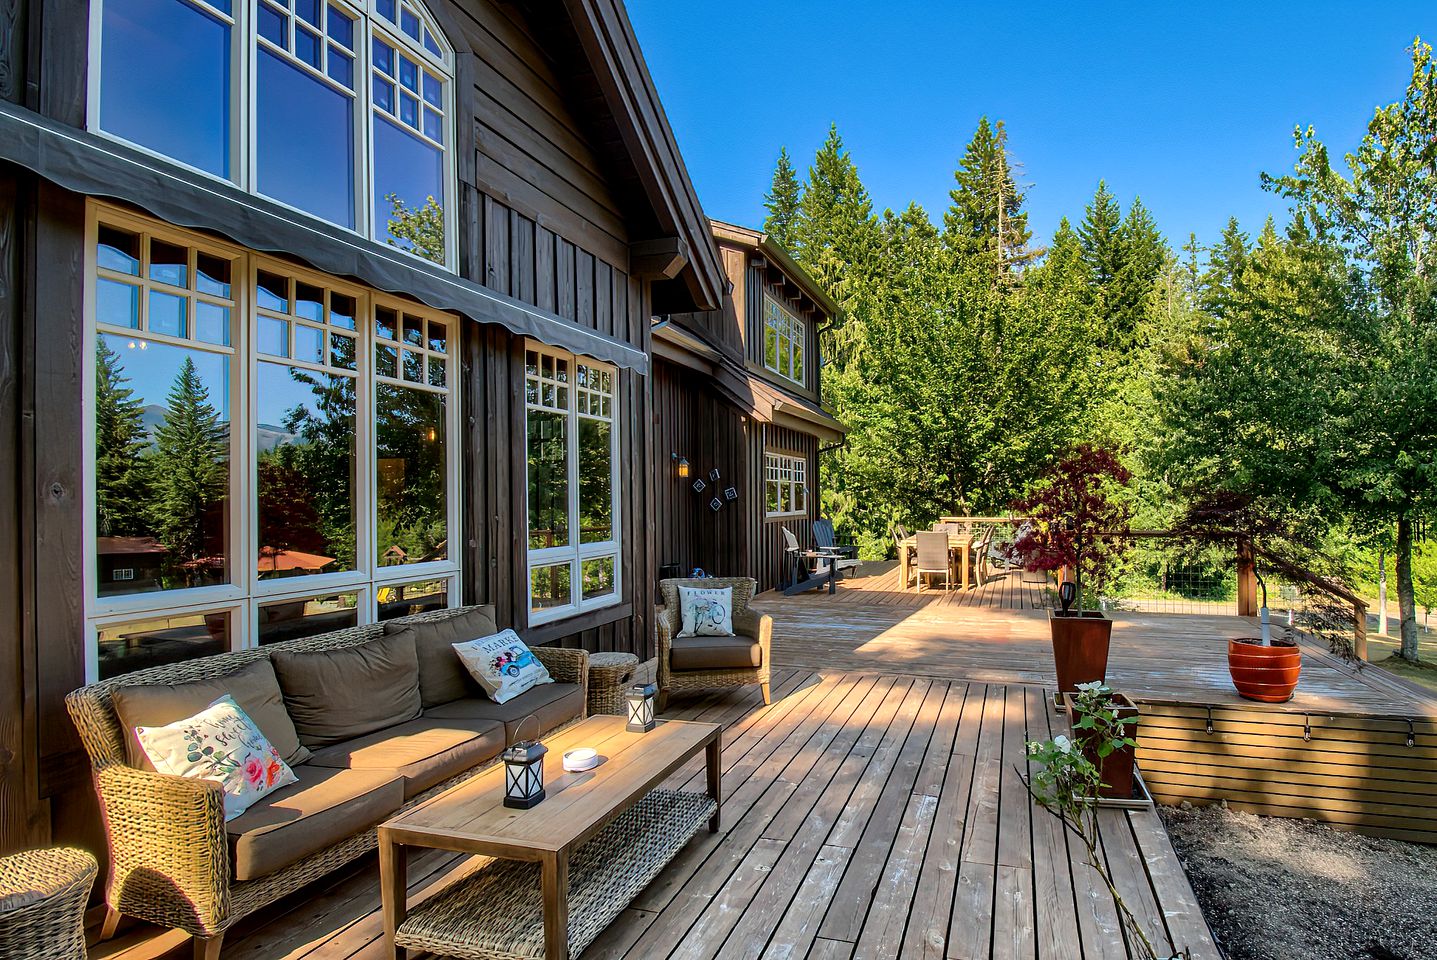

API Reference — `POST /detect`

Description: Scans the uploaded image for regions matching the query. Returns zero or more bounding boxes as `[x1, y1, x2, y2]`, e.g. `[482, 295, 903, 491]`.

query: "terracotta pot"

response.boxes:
[1049, 610, 1113, 695]
[1070, 692, 1139, 800]
[1227, 637, 1301, 703]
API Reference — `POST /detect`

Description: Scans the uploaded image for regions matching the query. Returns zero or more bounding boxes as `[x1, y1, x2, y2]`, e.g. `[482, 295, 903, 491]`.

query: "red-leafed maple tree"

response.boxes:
[1010, 445, 1133, 615]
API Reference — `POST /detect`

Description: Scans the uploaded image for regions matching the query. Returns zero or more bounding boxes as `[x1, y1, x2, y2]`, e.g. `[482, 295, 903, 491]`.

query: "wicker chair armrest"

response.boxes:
[732, 610, 773, 660]
[95, 764, 230, 933]
[534, 646, 589, 698]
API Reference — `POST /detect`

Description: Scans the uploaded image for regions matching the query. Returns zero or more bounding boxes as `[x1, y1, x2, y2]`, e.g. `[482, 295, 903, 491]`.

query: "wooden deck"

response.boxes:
[93, 669, 1218, 960]
[755, 563, 1437, 718]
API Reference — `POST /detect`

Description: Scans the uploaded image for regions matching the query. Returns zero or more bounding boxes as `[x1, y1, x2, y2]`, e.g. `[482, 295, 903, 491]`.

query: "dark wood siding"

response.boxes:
[651, 359, 747, 582]
[749, 424, 819, 593]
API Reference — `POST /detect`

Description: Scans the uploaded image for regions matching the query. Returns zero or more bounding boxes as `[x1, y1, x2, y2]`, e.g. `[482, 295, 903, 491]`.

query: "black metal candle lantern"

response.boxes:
[502, 715, 548, 809]
[625, 682, 657, 733]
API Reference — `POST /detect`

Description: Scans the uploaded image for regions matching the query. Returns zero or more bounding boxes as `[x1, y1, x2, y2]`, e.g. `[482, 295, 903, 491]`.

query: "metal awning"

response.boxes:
[0, 101, 647, 373]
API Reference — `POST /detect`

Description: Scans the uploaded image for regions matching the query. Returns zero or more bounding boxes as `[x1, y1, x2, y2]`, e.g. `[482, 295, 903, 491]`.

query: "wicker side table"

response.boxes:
[586, 651, 640, 716]
[0, 846, 97, 960]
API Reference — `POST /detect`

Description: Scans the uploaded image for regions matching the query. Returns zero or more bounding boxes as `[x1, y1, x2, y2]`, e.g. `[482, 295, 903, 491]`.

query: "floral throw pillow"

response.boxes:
[678, 586, 735, 638]
[453, 629, 554, 705]
[135, 695, 298, 821]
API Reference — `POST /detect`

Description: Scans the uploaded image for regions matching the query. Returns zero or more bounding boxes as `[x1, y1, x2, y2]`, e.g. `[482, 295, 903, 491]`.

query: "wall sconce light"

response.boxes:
[672, 453, 690, 479]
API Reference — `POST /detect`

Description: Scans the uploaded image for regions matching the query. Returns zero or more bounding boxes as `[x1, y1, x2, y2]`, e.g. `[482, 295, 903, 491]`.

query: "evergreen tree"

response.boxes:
[943, 117, 1034, 280]
[1200, 217, 1249, 321]
[94, 340, 150, 537]
[763, 146, 802, 250]
[1109, 197, 1167, 349]
[149, 357, 228, 574]
[1078, 180, 1124, 295]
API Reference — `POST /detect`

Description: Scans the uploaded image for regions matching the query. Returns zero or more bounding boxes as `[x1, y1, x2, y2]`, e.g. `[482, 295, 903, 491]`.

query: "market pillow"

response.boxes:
[452, 629, 553, 705]
[677, 585, 735, 637]
[134, 695, 298, 821]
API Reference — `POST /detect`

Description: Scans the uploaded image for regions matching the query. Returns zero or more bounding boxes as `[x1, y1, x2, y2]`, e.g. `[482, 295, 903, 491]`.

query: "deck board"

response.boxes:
[91, 672, 1217, 960]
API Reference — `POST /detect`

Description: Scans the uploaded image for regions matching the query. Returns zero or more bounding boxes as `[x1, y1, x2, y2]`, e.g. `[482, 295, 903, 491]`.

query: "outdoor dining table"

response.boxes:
[899, 533, 980, 590]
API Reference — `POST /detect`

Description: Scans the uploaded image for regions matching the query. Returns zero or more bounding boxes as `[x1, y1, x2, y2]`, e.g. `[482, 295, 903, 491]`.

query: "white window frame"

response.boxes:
[86, 0, 458, 271]
[762, 293, 806, 386]
[764, 451, 809, 519]
[81, 202, 461, 681]
[524, 343, 622, 626]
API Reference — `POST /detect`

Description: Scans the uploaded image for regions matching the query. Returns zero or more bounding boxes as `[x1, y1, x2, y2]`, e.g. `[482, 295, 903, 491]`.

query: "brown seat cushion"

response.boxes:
[384, 606, 497, 707]
[112, 659, 310, 768]
[306, 717, 506, 799]
[225, 766, 403, 881]
[423, 683, 584, 740]
[670, 635, 763, 671]
[270, 630, 422, 748]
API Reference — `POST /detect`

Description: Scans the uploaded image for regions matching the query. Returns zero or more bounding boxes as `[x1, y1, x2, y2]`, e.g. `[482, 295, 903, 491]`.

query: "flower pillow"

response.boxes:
[678, 585, 735, 637]
[453, 629, 553, 705]
[135, 695, 298, 821]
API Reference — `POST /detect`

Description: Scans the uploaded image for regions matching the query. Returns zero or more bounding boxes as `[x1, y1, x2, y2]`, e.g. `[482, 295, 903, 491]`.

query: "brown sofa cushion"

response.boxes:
[112, 660, 310, 768]
[384, 605, 496, 707]
[423, 683, 584, 741]
[270, 630, 422, 748]
[225, 766, 404, 881]
[306, 717, 506, 799]
[670, 635, 763, 671]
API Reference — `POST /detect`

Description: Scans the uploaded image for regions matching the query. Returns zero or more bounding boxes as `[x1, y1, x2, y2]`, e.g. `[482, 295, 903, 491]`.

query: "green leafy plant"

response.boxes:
[1026, 683, 1181, 960]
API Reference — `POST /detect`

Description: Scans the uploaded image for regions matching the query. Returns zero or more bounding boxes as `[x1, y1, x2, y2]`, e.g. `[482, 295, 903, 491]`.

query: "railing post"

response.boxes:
[1236, 539, 1257, 618]
[1353, 600, 1368, 661]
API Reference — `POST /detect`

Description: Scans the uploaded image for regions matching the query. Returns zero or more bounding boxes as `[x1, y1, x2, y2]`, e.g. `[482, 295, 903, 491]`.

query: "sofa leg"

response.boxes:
[99, 906, 122, 941]
[656, 688, 669, 714]
[760, 682, 771, 705]
[194, 933, 224, 960]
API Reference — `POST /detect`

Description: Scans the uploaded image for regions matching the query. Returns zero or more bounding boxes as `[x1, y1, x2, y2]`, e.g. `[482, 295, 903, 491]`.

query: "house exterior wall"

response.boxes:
[0, 0, 692, 854]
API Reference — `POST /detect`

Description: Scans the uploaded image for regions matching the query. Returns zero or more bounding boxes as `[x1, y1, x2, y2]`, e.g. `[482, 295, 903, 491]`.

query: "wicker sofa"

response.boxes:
[656, 577, 772, 711]
[66, 605, 590, 960]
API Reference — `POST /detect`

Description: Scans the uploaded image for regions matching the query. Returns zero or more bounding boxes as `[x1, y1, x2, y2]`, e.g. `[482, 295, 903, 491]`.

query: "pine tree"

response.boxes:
[943, 117, 1033, 279]
[763, 146, 802, 251]
[1200, 218, 1249, 321]
[149, 357, 228, 571]
[1077, 180, 1124, 292]
[1109, 196, 1167, 348]
[94, 340, 150, 537]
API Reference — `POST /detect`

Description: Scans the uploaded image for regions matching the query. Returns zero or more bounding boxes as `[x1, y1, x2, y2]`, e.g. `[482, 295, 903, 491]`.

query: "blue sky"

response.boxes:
[628, 1, 1433, 250]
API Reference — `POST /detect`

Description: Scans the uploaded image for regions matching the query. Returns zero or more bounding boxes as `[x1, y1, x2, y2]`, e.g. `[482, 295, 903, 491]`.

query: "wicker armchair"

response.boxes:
[0, 846, 96, 960]
[657, 578, 771, 712]
[66, 605, 588, 960]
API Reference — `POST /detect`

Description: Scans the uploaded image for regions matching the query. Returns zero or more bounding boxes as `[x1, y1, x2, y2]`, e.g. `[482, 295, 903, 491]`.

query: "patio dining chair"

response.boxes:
[913, 531, 951, 592]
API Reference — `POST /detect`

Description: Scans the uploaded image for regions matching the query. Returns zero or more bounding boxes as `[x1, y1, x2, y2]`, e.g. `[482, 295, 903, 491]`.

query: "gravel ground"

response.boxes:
[1160, 802, 1437, 960]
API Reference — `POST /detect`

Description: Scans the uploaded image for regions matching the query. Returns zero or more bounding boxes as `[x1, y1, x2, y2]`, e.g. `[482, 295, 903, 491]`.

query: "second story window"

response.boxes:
[92, 0, 455, 268]
[763, 294, 805, 386]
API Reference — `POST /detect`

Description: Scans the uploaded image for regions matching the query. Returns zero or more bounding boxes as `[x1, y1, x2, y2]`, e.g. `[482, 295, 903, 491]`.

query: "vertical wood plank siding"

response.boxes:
[0, 0, 674, 854]
[651, 359, 749, 582]
[743, 263, 823, 402]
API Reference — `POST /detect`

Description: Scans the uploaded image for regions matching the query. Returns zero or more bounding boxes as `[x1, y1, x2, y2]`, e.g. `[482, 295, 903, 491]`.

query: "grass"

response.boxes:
[1365, 629, 1437, 694]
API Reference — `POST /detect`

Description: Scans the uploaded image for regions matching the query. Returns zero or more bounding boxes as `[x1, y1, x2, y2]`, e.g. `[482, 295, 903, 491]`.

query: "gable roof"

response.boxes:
[543, 0, 726, 312]
[709, 219, 840, 320]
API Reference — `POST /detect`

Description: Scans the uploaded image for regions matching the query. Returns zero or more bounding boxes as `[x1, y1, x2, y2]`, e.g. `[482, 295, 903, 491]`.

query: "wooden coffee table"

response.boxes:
[378, 714, 722, 960]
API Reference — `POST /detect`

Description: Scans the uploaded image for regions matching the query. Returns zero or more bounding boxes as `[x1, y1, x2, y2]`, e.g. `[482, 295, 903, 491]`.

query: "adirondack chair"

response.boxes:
[780, 526, 838, 595]
[813, 519, 861, 577]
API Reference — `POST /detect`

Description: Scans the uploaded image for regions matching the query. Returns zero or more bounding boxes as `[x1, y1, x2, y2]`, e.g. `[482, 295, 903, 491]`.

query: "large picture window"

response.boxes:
[525, 345, 620, 625]
[91, 0, 455, 267]
[86, 205, 460, 680]
[764, 452, 808, 519]
[763, 294, 805, 386]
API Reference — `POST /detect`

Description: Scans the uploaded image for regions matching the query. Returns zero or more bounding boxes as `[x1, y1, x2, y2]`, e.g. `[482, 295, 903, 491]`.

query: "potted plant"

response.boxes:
[1026, 692, 1186, 960]
[1011, 445, 1133, 695]
[1066, 681, 1140, 800]
[1225, 562, 1302, 702]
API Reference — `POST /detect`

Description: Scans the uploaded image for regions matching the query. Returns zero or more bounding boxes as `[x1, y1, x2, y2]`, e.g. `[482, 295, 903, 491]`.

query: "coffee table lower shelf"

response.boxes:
[394, 789, 716, 960]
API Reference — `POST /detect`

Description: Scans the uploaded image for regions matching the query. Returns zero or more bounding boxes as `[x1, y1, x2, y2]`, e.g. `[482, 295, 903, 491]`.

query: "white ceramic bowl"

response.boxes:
[562, 747, 599, 772]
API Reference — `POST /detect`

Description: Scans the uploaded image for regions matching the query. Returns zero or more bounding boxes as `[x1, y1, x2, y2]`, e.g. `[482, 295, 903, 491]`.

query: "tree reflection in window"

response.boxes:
[256, 363, 357, 576]
[376, 383, 447, 565]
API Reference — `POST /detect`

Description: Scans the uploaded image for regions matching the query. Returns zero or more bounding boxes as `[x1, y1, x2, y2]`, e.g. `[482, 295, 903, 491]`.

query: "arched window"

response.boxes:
[91, 0, 455, 268]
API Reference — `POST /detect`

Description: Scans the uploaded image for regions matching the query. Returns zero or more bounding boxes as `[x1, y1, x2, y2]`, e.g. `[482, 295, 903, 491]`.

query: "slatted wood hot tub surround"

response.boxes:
[1136, 701, 1437, 844]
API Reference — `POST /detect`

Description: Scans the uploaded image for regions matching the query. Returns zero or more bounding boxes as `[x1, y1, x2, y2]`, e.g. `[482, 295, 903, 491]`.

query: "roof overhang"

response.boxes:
[652, 319, 846, 442]
[708, 219, 840, 320]
[561, 0, 725, 312]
